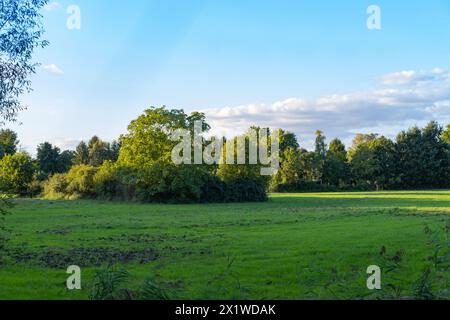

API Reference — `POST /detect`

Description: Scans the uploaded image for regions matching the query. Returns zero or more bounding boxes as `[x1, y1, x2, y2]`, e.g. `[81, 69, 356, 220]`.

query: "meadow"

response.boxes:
[0, 191, 449, 300]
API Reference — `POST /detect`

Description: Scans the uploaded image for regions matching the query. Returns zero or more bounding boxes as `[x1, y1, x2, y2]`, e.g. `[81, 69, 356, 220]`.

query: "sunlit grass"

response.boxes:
[0, 191, 448, 299]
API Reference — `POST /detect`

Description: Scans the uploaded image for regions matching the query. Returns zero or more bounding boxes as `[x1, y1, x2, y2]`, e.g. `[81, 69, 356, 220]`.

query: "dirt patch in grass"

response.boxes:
[36, 228, 71, 235]
[96, 233, 203, 244]
[7, 247, 160, 268]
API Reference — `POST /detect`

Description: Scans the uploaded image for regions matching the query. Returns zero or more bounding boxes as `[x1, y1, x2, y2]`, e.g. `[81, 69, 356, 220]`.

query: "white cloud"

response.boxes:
[381, 68, 448, 86]
[43, 64, 64, 76]
[52, 138, 81, 151]
[43, 1, 60, 12]
[201, 69, 450, 149]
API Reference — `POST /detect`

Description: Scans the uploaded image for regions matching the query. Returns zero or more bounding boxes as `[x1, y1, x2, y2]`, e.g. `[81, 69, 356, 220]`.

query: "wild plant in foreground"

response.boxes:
[89, 265, 131, 300]
[0, 194, 12, 264]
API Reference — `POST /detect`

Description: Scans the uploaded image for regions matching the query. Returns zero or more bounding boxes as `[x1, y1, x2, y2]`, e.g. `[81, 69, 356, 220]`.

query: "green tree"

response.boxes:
[442, 124, 450, 145]
[270, 130, 302, 190]
[58, 150, 75, 173]
[0, 0, 48, 258]
[349, 134, 378, 186]
[368, 136, 397, 190]
[0, 153, 34, 195]
[36, 142, 61, 175]
[73, 141, 89, 165]
[273, 147, 302, 187]
[323, 138, 349, 186]
[118, 107, 208, 168]
[299, 149, 315, 182]
[396, 122, 449, 188]
[217, 129, 268, 187]
[88, 137, 111, 167]
[110, 140, 121, 162]
[311, 130, 327, 183]
[0, 0, 49, 122]
[0, 129, 19, 158]
[348, 133, 378, 161]
[65, 164, 98, 198]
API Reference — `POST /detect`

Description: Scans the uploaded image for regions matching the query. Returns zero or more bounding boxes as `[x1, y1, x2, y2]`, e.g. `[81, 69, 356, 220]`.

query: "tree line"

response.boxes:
[272, 122, 450, 192]
[0, 107, 449, 202]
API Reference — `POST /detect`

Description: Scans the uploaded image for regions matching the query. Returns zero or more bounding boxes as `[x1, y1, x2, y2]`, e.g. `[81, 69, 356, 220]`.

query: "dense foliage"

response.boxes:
[37, 107, 268, 203]
[271, 121, 450, 192]
[0, 0, 49, 260]
[0, 0, 49, 122]
[1, 107, 449, 202]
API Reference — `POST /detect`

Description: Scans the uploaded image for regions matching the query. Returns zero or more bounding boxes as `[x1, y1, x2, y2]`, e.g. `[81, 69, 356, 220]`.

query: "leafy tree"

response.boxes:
[349, 134, 377, 186]
[0, 0, 48, 257]
[58, 150, 75, 173]
[73, 141, 89, 165]
[368, 136, 397, 190]
[279, 130, 299, 153]
[348, 133, 378, 161]
[36, 142, 60, 175]
[274, 147, 302, 186]
[88, 137, 111, 167]
[0, 0, 49, 122]
[298, 149, 315, 182]
[93, 160, 122, 200]
[328, 138, 346, 159]
[0, 153, 34, 195]
[270, 130, 302, 190]
[442, 124, 450, 145]
[42, 173, 68, 200]
[0, 193, 12, 263]
[110, 140, 121, 162]
[118, 107, 208, 168]
[323, 138, 350, 186]
[350, 135, 397, 189]
[217, 133, 266, 186]
[36, 142, 74, 175]
[0, 128, 18, 158]
[311, 130, 327, 183]
[65, 164, 98, 198]
[396, 122, 449, 188]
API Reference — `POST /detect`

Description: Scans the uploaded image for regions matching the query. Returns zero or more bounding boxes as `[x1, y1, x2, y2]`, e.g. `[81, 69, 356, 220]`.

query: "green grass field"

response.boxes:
[0, 191, 449, 300]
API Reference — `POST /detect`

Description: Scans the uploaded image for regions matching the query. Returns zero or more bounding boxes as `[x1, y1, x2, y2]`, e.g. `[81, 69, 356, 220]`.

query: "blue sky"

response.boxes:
[9, 0, 450, 152]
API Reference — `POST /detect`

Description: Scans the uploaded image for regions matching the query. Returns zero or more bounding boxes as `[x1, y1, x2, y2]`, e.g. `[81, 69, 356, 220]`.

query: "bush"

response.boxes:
[224, 180, 268, 202]
[94, 161, 121, 200]
[42, 173, 69, 200]
[201, 177, 226, 203]
[27, 173, 44, 198]
[0, 153, 34, 195]
[135, 163, 210, 203]
[0, 194, 12, 265]
[66, 165, 98, 198]
[270, 181, 374, 193]
[41, 161, 269, 204]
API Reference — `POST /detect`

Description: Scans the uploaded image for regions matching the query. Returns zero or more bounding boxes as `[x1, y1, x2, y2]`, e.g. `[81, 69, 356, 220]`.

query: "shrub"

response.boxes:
[27, 173, 44, 198]
[224, 180, 268, 202]
[269, 180, 375, 193]
[94, 161, 121, 200]
[0, 194, 12, 265]
[0, 153, 34, 195]
[135, 163, 209, 203]
[66, 165, 98, 198]
[89, 266, 130, 300]
[42, 174, 69, 200]
[201, 177, 226, 203]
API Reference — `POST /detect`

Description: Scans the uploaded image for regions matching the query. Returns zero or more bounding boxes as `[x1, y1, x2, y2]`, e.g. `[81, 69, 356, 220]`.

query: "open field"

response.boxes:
[0, 191, 449, 300]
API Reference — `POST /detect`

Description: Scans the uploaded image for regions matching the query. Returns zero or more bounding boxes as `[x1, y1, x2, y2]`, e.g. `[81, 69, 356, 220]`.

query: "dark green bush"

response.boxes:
[224, 180, 268, 202]
[271, 181, 374, 193]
